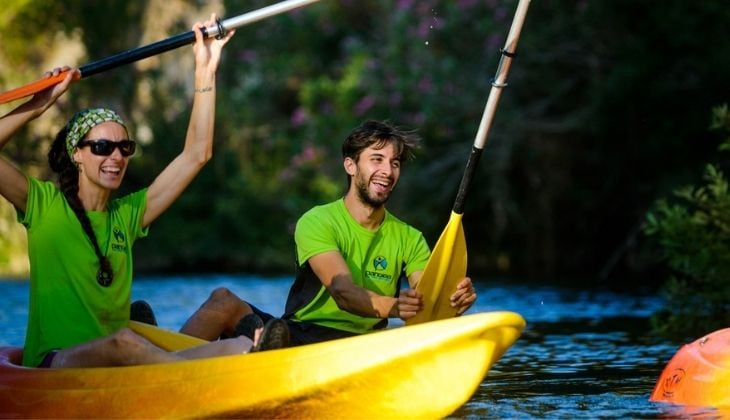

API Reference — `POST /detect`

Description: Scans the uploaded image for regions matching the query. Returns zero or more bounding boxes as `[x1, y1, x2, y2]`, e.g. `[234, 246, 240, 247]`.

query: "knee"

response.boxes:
[210, 287, 237, 302]
[207, 287, 245, 313]
[105, 329, 179, 366]
[108, 328, 148, 353]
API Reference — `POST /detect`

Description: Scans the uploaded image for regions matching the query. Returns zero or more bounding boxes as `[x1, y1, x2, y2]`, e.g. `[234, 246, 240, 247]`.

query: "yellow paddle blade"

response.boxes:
[129, 321, 208, 351]
[407, 211, 468, 326]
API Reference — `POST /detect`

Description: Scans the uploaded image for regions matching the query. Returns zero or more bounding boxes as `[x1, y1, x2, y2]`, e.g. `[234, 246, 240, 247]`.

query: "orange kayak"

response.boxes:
[0, 311, 525, 418]
[650, 327, 730, 408]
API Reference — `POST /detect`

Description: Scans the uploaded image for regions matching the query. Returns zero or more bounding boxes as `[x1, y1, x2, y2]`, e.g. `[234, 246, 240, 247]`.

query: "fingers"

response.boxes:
[30, 66, 78, 107]
[52, 68, 79, 95]
[58, 68, 80, 86]
[397, 289, 423, 320]
[42, 66, 71, 79]
[193, 20, 205, 42]
[450, 277, 476, 315]
[192, 14, 235, 44]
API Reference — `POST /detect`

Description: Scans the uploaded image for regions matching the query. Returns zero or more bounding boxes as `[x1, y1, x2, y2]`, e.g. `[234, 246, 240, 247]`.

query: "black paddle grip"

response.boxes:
[453, 146, 483, 215]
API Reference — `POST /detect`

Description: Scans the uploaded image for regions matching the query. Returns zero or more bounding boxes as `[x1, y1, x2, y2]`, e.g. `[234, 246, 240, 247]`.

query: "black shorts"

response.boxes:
[248, 303, 359, 346]
[38, 350, 58, 368]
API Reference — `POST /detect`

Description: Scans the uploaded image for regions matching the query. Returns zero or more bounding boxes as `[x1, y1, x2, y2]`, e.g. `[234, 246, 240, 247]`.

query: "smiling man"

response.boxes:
[179, 120, 477, 346]
[280, 120, 477, 344]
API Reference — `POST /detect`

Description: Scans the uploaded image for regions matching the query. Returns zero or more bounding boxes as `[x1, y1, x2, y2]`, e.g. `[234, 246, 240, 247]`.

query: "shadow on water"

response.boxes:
[0, 275, 724, 418]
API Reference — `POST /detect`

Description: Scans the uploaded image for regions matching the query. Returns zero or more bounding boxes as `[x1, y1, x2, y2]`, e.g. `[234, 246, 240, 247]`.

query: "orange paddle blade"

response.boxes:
[0, 70, 78, 105]
[407, 211, 468, 326]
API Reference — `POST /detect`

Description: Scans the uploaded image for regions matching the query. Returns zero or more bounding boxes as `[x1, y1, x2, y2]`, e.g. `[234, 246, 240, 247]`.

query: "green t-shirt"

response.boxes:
[18, 177, 148, 367]
[289, 199, 430, 333]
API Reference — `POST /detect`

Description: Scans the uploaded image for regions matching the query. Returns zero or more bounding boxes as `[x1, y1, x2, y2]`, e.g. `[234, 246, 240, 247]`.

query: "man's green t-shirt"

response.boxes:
[288, 199, 430, 334]
[18, 177, 148, 367]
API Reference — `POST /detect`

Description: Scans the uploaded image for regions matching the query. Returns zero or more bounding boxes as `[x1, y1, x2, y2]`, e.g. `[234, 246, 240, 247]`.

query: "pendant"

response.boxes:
[97, 268, 113, 287]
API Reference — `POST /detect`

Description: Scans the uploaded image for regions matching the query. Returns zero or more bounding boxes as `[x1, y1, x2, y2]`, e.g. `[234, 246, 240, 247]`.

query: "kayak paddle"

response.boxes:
[0, 0, 321, 105]
[406, 0, 531, 326]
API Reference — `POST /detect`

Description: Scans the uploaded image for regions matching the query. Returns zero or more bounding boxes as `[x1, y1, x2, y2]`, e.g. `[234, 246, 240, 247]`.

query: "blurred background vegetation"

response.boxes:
[1, 0, 729, 336]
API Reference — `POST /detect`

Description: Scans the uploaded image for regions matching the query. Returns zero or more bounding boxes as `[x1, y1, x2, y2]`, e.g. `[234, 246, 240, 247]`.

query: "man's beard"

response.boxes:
[355, 177, 390, 208]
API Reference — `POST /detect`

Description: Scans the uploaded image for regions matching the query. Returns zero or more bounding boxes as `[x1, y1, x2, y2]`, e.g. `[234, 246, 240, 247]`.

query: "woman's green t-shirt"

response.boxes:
[18, 177, 148, 367]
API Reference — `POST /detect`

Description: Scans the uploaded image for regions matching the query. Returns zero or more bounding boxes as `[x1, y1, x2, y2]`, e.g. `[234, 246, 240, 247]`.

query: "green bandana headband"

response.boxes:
[65, 108, 125, 158]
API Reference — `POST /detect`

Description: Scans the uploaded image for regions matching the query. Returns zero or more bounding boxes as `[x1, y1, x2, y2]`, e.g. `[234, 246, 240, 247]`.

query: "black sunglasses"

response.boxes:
[77, 139, 137, 157]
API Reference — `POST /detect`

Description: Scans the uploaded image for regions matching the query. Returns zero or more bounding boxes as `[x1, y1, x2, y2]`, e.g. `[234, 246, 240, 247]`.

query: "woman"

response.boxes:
[0, 15, 286, 368]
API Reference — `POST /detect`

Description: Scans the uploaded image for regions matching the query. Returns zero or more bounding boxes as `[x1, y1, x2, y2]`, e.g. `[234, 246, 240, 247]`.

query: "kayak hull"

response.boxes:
[650, 327, 730, 408]
[0, 311, 525, 418]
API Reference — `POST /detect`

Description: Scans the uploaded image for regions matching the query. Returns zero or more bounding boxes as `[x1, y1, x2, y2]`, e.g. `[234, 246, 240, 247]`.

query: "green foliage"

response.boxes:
[2, 0, 730, 281]
[644, 105, 730, 339]
[0, 200, 28, 277]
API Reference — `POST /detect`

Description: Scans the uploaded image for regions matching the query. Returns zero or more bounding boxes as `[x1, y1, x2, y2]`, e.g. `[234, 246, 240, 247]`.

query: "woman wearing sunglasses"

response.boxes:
[0, 15, 287, 368]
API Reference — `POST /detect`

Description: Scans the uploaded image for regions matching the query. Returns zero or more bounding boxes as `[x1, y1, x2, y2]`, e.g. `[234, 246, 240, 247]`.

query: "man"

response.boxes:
[178, 120, 476, 345]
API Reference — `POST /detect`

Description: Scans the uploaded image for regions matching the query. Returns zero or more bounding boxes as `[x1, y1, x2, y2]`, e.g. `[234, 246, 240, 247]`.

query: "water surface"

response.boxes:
[0, 275, 717, 417]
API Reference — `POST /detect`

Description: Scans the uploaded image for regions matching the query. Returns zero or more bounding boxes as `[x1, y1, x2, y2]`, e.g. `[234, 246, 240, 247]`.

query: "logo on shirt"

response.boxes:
[373, 256, 388, 270]
[365, 255, 391, 282]
[111, 227, 127, 253]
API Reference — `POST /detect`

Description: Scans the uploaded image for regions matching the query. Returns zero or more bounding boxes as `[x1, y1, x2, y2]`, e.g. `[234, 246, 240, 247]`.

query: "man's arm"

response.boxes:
[308, 251, 401, 318]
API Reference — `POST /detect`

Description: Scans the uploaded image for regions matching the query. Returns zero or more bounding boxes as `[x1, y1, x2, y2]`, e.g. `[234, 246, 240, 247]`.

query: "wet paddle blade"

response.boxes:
[406, 212, 467, 326]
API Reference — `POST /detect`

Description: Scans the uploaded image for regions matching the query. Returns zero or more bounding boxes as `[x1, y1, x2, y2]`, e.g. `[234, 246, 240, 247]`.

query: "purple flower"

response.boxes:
[397, 0, 415, 11]
[280, 143, 320, 181]
[238, 49, 258, 63]
[495, 6, 508, 21]
[486, 33, 503, 52]
[354, 95, 376, 116]
[417, 77, 434, 94]
[290, 107, 309, 126]
[457, 0, 479, 8]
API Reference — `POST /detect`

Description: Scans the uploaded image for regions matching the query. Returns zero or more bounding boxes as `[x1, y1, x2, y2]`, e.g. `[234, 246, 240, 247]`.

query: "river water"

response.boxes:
[0, 274, 720, 418]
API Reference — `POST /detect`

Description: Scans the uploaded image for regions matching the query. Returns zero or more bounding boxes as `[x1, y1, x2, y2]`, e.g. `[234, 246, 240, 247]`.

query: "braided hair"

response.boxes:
[48, 119, 115, 286]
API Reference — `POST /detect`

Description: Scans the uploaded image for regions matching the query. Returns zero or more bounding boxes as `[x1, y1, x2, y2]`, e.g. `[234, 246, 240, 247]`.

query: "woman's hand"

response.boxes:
[28, 67, 79, 113]
[192, 14, 235, 77]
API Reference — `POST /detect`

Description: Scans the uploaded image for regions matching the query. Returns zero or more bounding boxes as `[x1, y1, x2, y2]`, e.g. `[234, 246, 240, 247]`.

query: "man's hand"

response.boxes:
[450, 277, 477, 316]
[396, 289, 423, 321]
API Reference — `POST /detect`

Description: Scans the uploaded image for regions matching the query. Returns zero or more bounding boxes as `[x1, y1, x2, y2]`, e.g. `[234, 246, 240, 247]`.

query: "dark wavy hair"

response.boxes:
[341, 120, 421, 187]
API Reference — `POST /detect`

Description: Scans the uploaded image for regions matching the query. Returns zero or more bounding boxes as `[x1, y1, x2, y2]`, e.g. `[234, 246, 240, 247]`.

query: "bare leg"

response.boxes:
[51, 328, 183, 368]
[51, 328, 253, 368]
[180, 287, 253, 340]
[177, 335, 253, 359]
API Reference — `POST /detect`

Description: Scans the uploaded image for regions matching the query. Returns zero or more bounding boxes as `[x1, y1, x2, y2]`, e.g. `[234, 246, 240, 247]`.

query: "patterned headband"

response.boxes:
[65, 108, 125, 158]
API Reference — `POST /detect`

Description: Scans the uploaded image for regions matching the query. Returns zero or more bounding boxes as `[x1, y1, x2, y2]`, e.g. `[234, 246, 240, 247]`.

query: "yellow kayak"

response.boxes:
[0, 311, 524, 418]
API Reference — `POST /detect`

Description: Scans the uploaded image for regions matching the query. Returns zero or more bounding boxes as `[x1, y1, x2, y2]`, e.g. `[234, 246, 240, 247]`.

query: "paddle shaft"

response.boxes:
[407, 0, 531, 326]
[0, 0, 320, 104]
[453, 0, 530, 215]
